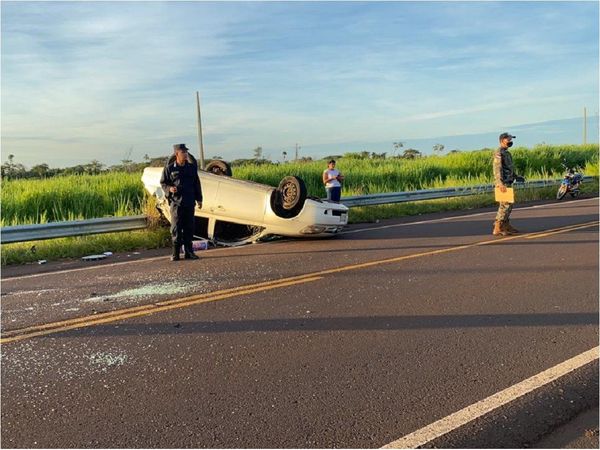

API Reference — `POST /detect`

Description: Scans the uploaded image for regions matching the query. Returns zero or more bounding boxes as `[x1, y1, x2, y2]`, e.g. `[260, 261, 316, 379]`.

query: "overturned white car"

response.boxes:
[141, 158, 348, 246]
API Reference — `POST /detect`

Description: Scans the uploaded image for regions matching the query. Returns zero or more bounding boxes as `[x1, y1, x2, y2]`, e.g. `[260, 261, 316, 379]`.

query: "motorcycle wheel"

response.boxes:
[569, 191, 580, 198]
[556, 184, 568, 200]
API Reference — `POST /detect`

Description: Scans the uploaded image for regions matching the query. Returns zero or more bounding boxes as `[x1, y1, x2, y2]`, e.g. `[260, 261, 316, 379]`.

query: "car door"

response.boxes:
[212, 177, 270, 225]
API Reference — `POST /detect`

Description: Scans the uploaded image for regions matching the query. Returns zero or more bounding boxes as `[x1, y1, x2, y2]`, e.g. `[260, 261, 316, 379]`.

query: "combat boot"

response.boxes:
[183, 244, 199, 260]
[171, 244, 181, 261]
[492, 221, 508, 236]
[504, 221, 519, 234]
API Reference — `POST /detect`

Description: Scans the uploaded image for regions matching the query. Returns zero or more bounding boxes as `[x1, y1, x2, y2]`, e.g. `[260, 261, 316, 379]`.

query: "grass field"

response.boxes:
[2, 144, 598, 265]
[1, 172, 145, 226]
[233, 144, 599, 195]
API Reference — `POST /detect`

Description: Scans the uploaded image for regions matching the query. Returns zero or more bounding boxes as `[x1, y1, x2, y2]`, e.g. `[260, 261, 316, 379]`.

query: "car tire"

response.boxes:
[271, 176, 307, 218]
[206, 160, 232, 176]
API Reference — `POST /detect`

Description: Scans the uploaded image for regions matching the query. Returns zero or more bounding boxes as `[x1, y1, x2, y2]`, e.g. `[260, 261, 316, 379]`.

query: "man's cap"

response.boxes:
[499, 132, 516, 140]
[173, 143, 189, 152]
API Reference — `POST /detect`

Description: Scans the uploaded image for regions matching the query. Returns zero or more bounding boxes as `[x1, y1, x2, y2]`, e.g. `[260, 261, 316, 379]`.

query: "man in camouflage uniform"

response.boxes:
[493, 132, 525, 236]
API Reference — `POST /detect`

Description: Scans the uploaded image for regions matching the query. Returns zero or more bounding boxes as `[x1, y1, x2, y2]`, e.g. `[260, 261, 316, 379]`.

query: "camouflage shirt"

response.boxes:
[493, 147, 515, 186]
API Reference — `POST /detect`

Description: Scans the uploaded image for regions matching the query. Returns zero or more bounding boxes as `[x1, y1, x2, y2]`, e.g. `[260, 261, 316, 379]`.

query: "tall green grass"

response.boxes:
[2, 145, 598, 227]
[234, 144, 599, 197]
[1, 172, 145, 226]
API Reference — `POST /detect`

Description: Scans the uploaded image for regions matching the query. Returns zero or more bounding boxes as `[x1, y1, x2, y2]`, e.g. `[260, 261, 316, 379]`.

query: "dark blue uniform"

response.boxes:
[160, 158, 203, 257]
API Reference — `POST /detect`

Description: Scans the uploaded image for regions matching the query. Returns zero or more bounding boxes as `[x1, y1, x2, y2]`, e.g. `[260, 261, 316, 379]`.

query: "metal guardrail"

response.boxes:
[1, 215, 147, 244]
[0, 177, 594, 244]
[341, 177, 595, 207]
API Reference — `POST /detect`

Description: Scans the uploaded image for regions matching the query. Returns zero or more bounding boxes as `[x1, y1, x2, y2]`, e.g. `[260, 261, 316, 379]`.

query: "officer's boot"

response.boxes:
[505, 221, 519, 234]
[171, 243, 181, 261]
[184, 243, 199, 260]
[492, 221, 508, 236]
[500, 221, 513, 235]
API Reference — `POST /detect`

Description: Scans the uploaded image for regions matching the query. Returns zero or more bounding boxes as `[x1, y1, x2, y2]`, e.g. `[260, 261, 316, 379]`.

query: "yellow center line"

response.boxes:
[524, 221, 599, 239]
[4, 276, 328, 336]
[0, 276, 324, 344]
[2, 220, 597, 344]
[302, 220, 599, 277]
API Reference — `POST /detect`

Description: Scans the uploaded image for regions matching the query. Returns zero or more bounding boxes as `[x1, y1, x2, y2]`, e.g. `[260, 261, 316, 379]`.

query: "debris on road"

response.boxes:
[81, 254, 107, 261]
[192, 239, 209, 251]
[87, 352, 129, 371]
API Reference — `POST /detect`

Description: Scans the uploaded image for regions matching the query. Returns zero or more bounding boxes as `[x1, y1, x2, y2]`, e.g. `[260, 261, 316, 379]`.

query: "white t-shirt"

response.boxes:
[323, 169, 341, 188]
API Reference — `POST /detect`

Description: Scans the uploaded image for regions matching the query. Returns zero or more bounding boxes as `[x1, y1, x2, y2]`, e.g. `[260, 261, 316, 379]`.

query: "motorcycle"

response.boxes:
[556, 163, 583, 200]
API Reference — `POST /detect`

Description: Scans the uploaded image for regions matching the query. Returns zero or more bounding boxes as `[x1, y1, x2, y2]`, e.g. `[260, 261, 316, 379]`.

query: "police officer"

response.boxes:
[160, 144, 203, 261]
[493, 132, 525, 236]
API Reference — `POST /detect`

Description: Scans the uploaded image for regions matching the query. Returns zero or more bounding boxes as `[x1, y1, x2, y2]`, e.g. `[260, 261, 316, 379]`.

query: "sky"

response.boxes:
[1, 1, 599, 168]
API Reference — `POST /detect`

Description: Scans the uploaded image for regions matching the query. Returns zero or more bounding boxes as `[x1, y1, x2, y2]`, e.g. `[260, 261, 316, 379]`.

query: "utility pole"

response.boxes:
[295, 143, 300, 161]
[583, 107, 587, 145]
[196, 91, 206, 169]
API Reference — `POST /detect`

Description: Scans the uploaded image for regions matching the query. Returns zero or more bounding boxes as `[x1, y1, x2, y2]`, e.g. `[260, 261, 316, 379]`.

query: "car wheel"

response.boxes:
[206, 160, 232, 176]
[271, 176, 307, 218]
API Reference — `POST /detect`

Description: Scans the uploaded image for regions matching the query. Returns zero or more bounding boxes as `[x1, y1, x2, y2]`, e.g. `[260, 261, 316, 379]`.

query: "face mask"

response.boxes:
[507, 142, 513, 147]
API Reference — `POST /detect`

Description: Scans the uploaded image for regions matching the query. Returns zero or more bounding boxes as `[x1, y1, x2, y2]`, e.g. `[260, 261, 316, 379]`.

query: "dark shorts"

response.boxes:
[326, 186, 342, 203]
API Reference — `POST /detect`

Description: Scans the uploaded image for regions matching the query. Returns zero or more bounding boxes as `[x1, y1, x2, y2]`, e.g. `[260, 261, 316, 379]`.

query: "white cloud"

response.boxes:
[1, 1, 597, 167]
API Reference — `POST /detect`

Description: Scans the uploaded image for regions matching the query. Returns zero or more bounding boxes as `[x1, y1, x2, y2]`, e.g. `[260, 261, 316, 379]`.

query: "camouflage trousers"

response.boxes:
[495, 202, 513, 223]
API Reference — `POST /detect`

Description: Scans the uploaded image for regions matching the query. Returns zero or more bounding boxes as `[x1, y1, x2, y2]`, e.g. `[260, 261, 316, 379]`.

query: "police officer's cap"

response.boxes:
[173, 143, 189, 152]
[499, 132, 516, 141]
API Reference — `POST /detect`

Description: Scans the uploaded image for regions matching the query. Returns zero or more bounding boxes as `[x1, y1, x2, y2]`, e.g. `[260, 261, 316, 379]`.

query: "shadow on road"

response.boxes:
[338, 214, 599, 240]
[60, 312, 598, 338]
[203, 238, 599, 259]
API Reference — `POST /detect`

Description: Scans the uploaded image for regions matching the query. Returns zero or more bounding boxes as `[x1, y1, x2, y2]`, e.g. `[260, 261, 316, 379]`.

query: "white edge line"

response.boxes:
[3, 197, 597, 282]
[382, 346, 600, 449]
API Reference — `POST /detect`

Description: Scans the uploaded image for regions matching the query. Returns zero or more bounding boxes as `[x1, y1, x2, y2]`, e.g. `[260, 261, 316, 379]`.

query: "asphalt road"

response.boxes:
[535, 407, 599, 448]
[1, 198, 598, 448]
